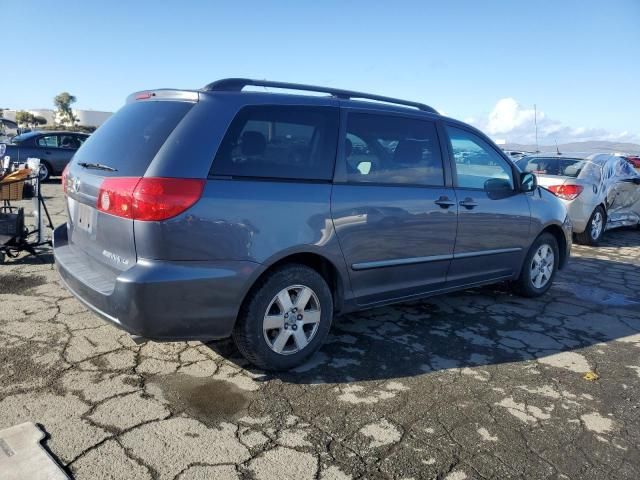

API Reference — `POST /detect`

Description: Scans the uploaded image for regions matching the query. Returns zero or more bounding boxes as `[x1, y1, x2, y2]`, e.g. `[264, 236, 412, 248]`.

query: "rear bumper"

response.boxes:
[53, 224, 260, 341]
[562, 199, 592, 233]
[561, 215, 572, 269]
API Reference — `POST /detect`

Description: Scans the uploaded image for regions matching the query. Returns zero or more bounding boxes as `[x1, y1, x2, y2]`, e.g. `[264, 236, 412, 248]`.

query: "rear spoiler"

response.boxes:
[126, 89, 200, 104]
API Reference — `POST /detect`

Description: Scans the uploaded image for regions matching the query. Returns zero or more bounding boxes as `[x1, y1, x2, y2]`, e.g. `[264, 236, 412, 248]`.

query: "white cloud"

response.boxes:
[469, 98, 640, 145]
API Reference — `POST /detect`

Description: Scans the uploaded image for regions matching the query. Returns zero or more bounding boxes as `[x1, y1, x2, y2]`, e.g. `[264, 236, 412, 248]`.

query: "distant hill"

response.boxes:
[503, 141, 640, 156]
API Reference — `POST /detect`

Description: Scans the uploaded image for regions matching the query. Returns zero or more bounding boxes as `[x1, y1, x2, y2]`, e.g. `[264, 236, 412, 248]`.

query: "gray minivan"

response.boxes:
[54, 79, 572, 370]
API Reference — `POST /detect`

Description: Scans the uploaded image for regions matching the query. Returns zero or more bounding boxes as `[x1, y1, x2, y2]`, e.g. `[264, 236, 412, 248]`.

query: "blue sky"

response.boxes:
[2, 0, 639, 144]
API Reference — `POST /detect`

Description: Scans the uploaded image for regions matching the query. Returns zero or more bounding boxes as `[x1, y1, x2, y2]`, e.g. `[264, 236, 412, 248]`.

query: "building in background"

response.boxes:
[2, 108, 112, 128]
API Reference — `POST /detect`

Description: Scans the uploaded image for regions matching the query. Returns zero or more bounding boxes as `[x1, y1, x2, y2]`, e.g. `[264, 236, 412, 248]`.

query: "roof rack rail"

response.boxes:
[203, 78, 438, 114]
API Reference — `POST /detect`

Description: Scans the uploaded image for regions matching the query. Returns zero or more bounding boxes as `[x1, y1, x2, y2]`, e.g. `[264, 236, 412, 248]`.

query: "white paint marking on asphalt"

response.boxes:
[538, 351, 591, 373]
[477, 427, 498, 442]
[445, 471, 468, 480]
[385, 381, 410, 391]
[616, 333, 640, 345]
[359, 419, 402, 448]
[336, 385, 395, 404]
[581, 412, 615, 434]
[496, 397, 551, 424]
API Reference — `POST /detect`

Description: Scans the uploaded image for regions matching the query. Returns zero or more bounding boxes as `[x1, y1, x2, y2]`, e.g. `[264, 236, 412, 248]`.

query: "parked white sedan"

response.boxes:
[517, 153, 640, 245]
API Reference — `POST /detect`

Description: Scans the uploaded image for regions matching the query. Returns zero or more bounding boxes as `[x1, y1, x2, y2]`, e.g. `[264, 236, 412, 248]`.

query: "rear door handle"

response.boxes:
[459, 198, 478, 209]
[434, 196, 456, 208]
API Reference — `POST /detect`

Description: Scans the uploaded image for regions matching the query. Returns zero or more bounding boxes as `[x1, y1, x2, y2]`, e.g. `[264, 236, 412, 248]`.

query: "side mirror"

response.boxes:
[520, 172, 538, 192]
[484, 177, 513, 194]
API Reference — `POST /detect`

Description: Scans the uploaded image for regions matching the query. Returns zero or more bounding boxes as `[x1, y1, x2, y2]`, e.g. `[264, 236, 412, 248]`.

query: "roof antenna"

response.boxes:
[534, 104, 539, 153]
[555, 139, 561, 156]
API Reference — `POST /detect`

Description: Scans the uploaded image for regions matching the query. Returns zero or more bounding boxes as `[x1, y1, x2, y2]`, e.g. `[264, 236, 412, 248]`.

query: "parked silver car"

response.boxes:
[517, 153, 640, 244]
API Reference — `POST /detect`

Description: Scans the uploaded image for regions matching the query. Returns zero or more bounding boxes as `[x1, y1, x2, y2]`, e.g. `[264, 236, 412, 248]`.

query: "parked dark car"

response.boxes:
[1, 130, 89, 180]
[54, 79, 572, 370]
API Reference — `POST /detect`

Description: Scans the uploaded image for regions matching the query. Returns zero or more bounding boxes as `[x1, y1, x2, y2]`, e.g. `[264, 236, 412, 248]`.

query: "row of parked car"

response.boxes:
[515, 152, 640, 245]
[46, 78, 640, 370]
[2, 82, 638, 369]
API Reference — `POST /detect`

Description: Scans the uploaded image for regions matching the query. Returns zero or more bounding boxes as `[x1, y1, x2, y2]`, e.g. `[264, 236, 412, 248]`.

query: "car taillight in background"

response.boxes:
[547, 184, 584, 200]
[97, 177, 205, 221]
[62, 164, 70, 194]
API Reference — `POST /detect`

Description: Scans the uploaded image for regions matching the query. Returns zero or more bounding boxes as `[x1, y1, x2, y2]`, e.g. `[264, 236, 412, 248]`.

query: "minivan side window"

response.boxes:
[212, 106, 339, 181]
[446, 125, 514, 190]
[343, 113, 444, 186]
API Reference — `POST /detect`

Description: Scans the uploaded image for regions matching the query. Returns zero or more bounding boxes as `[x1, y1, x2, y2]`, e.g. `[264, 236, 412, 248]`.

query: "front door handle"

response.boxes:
[459, 198, 478, 209]
[434, 196, 456, 208]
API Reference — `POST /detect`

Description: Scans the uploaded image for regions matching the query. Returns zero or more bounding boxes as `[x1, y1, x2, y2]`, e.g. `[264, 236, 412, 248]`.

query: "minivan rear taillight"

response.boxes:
[547, 184, 583, 200]
[97, 177, 205, 221]
[62, 164, 70, 195]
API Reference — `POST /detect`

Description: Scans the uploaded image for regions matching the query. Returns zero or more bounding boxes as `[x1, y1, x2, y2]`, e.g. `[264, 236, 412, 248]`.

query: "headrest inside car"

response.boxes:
[394, 140, 423, 164]
[241, 131, 267, 156]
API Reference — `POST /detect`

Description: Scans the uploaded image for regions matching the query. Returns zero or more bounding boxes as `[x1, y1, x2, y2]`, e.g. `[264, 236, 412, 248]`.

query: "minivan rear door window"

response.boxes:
[211, 105, 339, 181]
[342, 113, 444, 186]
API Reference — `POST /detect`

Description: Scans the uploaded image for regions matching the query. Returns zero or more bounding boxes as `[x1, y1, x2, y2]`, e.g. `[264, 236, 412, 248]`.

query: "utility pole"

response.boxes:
[534, 104, 539, 153]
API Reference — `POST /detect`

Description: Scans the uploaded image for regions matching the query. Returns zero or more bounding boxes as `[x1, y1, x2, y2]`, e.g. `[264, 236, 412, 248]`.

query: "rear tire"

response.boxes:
[575, 206, 605, 245]
[232, 264, 333, 371]
[513, 233, 559, 298]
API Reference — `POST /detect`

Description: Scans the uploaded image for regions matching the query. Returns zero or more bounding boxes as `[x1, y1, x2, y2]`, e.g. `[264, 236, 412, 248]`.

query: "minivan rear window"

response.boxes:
[211, 105, 339, 181]
[72, 101, 193, 176]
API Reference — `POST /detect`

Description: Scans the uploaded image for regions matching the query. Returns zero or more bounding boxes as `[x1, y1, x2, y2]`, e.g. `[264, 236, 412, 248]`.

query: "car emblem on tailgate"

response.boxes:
[68, 176, 81, 194]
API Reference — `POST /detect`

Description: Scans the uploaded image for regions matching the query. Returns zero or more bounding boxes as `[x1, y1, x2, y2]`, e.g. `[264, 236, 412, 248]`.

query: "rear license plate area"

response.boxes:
[69, 198, 96, 234]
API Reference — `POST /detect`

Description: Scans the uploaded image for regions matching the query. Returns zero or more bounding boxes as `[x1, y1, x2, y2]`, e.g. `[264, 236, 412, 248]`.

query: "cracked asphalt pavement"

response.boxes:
[1, 182, 639, 480]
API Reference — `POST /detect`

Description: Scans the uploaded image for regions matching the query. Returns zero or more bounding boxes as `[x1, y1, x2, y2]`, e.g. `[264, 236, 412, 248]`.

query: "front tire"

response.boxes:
[233, 264, 333, 371]
[513, 233, 559, 298]
[575, 206, 605, 245]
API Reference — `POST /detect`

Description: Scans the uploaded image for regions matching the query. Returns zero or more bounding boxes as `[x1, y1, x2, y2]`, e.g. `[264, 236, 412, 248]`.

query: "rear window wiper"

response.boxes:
[78, 162, 118, 172]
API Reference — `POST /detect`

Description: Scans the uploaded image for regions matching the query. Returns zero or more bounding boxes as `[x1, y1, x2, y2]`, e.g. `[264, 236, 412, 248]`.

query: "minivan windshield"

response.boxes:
[72, 101, 193, 176]
[516, 156, 586, 178]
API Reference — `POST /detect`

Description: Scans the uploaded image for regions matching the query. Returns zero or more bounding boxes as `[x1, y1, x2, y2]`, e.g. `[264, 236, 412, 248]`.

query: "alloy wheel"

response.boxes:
[38, 164, 49, 181]
[530, 243, 555, 289]
[262, 284, 321, 355]
[591, 211, 603, 240]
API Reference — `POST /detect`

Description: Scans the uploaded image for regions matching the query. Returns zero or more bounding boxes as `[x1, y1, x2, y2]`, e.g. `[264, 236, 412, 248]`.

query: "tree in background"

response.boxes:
[54, 92, 77, 126]
[15, 111, 47, 128]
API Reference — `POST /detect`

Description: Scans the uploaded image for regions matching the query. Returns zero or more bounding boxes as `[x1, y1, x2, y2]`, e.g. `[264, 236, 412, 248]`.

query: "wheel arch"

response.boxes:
[239, 250, 348, 317]
[539, 223, 568, 269]
[39, 159, 53, 180]
[597, 203, 607, 221]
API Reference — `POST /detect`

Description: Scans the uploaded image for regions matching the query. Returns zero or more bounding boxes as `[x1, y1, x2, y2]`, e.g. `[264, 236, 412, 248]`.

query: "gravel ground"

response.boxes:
[1, 182, 639, 480]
